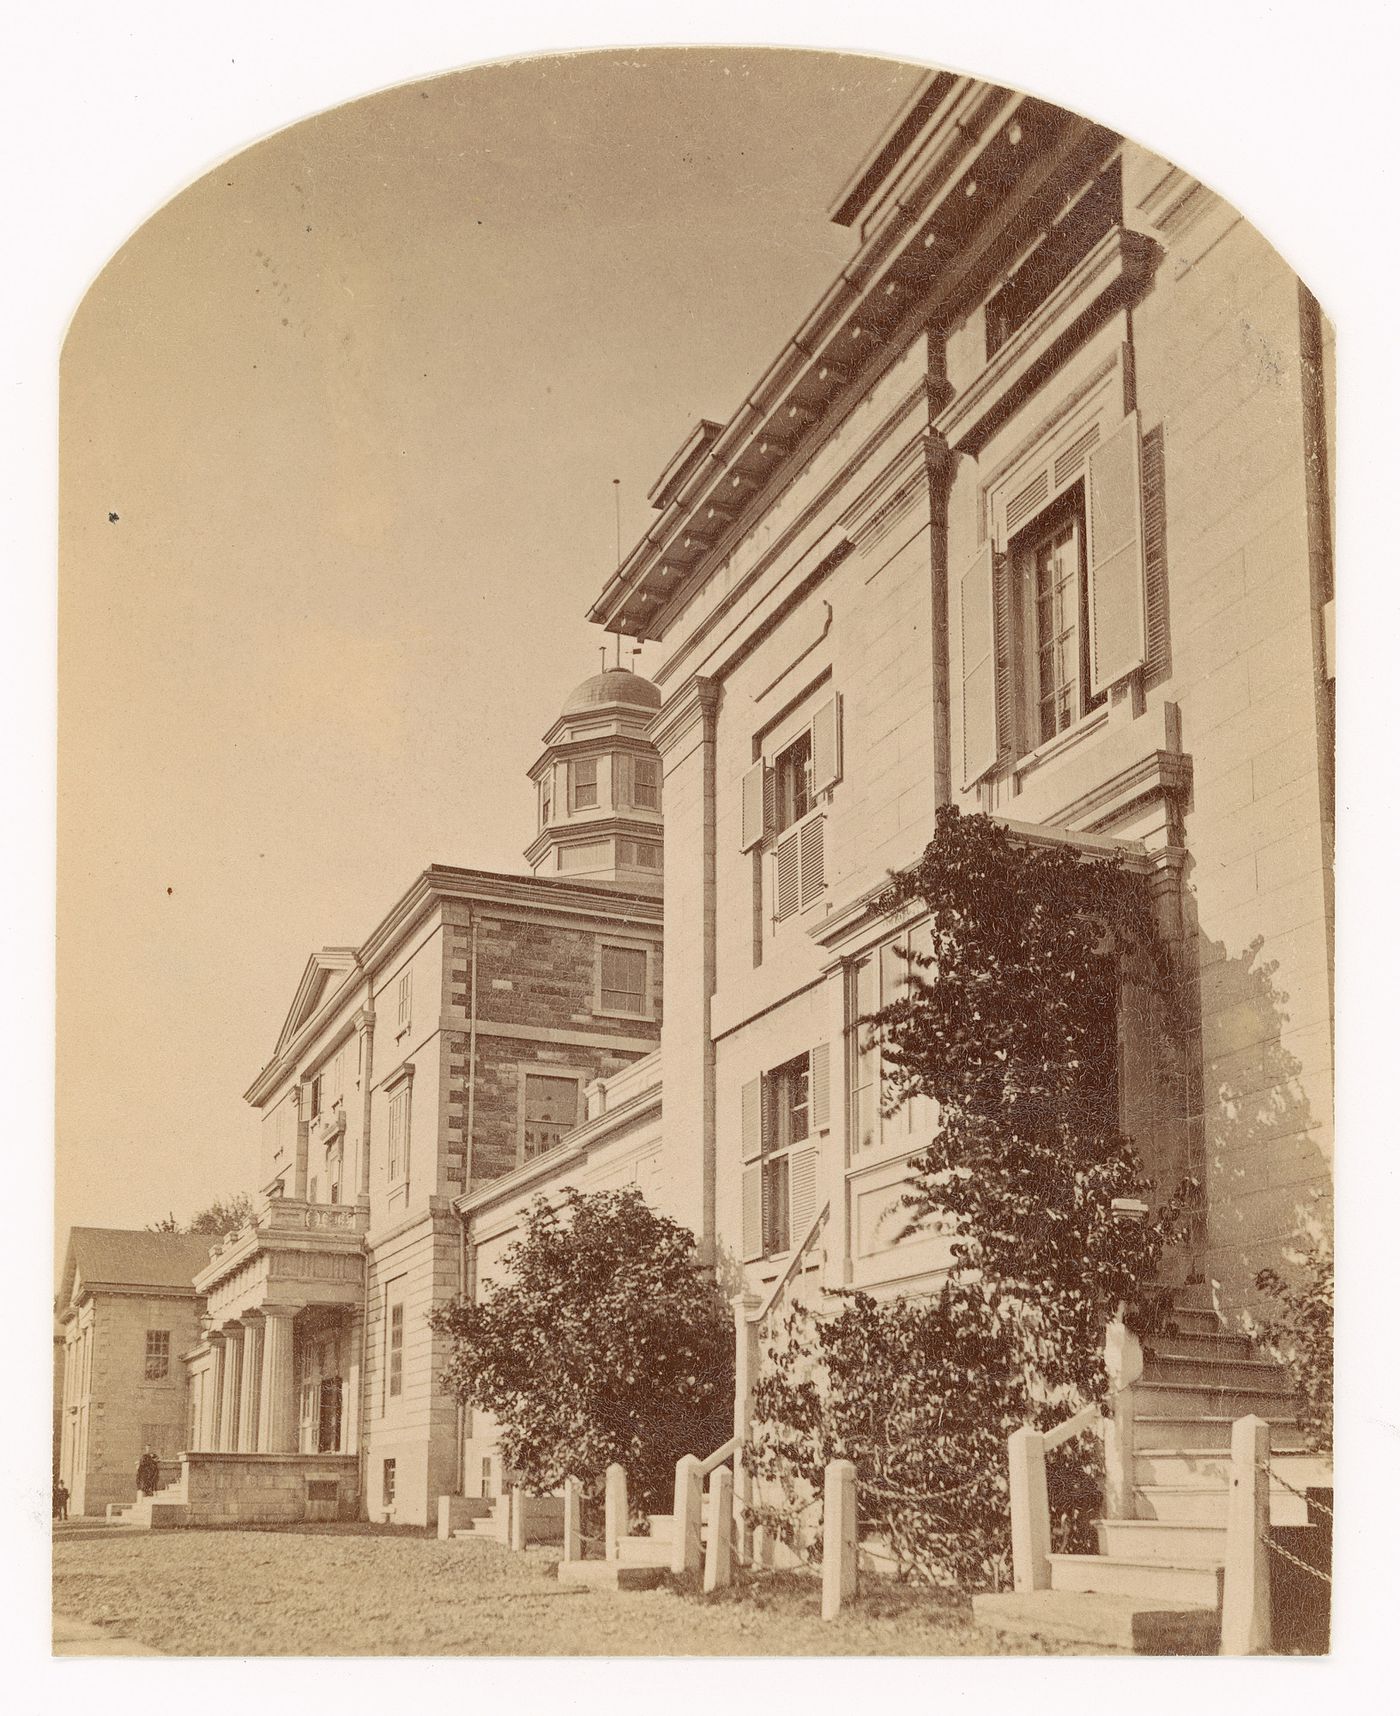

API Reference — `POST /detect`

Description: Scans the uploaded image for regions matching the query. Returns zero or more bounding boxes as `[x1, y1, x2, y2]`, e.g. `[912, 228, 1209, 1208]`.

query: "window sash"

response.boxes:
[600, 945, 647, 1013]
[522, 1074, 579, 1159]
[388, 1304, 404, 1398]
[144, 1330, 170, 1381]
[571, 757, 599, 810]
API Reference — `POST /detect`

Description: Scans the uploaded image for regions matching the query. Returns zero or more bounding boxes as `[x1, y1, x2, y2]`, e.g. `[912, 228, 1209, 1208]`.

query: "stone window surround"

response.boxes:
[382, 1061, 414, 1189]
[514, 1062, 589, 1166]
[592, 936, 656, 1022]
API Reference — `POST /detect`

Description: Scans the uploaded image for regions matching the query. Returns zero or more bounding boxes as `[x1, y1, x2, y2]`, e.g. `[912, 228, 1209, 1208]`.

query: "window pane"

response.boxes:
[601, 945, 646, 1012]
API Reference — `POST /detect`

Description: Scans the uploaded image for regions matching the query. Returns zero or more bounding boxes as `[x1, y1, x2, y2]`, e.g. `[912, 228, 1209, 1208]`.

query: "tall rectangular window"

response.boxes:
[521, 1073, 580, 1161]
[774, 730, 812, 834]
[850, 920, 938, 1158]
[309, 1073, 322, 1120]
[396, 969, 412, 1033]
[388, 1302, 404, 1399]
[144, 1330, 171, 1382]
[383, 1458, 397, 1506]
[570, 756, 599, 810]
[387, 1086, 411, 1182]
[599, 944, 648, 1015]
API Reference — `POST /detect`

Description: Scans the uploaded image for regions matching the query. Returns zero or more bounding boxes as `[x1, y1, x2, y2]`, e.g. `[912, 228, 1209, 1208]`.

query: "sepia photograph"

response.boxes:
[32, 8, 1357, 1677]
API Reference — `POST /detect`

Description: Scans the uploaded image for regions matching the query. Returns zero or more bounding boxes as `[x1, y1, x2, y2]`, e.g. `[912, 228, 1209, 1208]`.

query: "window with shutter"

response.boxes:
[799, 816, 824, 910]
[396, 970, 412, 1033]
[849, 920, 939, 1159]
[774, 828, 801, 922]
[810, 696, 841, 795]
[1086, 411, 1147, 695]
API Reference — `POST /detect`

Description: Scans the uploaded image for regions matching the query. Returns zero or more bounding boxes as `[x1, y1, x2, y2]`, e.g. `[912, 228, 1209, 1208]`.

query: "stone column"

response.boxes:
[206, 1333, 227, 1451]
[342, 1309, 365, 1454]
[218, 1328, 244, 1453]
[237, 1319, 263, 1452]
[258, 1306, 299, 1454]
[355, 1007, 374, 1204]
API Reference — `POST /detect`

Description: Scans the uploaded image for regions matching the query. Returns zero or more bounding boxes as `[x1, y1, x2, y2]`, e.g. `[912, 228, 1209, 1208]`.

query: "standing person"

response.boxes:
[53, 1479, 68, 1521]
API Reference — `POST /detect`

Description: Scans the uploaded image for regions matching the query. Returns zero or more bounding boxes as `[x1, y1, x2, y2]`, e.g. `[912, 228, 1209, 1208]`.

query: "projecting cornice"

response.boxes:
[589, 80, 1111, 643]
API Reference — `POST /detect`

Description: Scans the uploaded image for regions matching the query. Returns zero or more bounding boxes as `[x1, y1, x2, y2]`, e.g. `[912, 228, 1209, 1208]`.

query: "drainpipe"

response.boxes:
[354, 993, 374, 1518]
[465, 915, 480, 1190]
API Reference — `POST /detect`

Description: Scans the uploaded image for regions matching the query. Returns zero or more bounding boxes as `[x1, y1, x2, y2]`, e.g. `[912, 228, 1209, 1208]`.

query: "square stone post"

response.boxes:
[731, 1291, 761, 1561]
[1008, 1426, 1052, 1591]
[562, 1478, 582, 1562]
[821, 1459, 858, 1621]
[671, 1454, 704, 1578]
[257, 1306, 299, 1454]
[217, 1328, 243, 1454]
[703, 1466, 734, 1593]
[237, 1319, 263, 1452]
[1221, 1415, 1273, 1655]
[604, 1463, 627, 1561]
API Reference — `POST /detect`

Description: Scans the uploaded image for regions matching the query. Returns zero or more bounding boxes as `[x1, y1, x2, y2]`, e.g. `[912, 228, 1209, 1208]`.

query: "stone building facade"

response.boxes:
[457, 69, 1333, 1505]
[56, 672, 667, 1525]
[57, 71, 1333, 1535]
[55, 1229, 214, 1517]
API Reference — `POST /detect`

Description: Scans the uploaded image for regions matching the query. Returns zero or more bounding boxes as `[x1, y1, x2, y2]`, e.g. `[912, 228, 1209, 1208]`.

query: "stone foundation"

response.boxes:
[179, 1451, 360, 1525]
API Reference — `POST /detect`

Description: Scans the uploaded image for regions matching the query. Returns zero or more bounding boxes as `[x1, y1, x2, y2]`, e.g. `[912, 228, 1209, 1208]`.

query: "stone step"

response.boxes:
[1096, 1518, 1226, 1562]
[1135, 1415, 1307, 1453]
[1133, 1485, 1310, 1527]
[1142, 1352, 1291, 1391]
[1170, 1284, 1221, 1313]
[972, 1590, 1219, 1655]
[1146, 1331, 1256, 1364]
[1132, 1381, 1300, 1419]
[1049, 1553, 1223, 1607]
[616, 1536, 675, 1568]
[557, 1560, 668, 1592]
[1162, 1307, 1227, 1337]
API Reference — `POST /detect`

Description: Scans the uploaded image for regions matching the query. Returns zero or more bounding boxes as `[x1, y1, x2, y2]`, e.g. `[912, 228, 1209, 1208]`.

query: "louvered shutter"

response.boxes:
[740, 761, 767, 852]
[788, 1145, 818, 1239]
[959, 541, 998, 788]
[775, 829, 801, 921]
[810, 695, 842, 796]
[809, 1042, 830, 1131]
[741, 1075, 765, 1261]
[1087, 411, 1147, 696]
[798, 817, 824, 909]
[1140, 423, 1171, 682]
[992, 550, 1014, 764]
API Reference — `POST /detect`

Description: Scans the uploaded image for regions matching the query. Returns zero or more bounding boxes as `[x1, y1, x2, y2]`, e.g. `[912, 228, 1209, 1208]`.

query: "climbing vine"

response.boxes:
[747, 807, 1194, 1589]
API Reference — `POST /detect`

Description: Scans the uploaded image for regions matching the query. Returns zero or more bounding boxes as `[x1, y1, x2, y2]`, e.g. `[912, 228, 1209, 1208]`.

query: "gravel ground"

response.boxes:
[52, 1523, 1092, 1656]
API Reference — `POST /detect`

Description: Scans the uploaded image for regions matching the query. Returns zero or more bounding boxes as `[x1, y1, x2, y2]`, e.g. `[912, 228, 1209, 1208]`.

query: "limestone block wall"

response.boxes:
[69, 1290, 201, 1515]
[180, 1452, 359, 1525]
[361, 1203, 463, 1526]
[1126, 182, 1333, 1307]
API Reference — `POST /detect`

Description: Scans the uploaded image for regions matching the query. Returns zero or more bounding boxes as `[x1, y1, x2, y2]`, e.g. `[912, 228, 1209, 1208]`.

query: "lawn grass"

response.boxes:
[52, 1523, 1098, 1656]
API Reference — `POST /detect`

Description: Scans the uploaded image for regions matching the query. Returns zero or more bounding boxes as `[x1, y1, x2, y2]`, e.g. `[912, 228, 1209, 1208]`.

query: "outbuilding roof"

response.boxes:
[57, 1227, 212, 1314]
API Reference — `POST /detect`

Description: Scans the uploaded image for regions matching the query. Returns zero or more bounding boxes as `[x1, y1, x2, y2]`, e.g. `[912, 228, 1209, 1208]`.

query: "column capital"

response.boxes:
[353, 1006, 375, 1037]
[649, 674, 720, 758]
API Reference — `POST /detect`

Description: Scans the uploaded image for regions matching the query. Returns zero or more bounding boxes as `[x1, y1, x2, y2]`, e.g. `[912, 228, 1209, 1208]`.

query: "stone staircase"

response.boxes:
[975, 1285, 1326, 1653]
[121, 1474, 191, 1531]
[449, 1496, 508, 1542]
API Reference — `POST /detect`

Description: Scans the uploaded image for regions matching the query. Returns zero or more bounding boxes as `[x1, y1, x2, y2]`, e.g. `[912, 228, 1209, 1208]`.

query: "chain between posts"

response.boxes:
[1254, 1458, 1332, 1582]
[1258, 1460, 1333, 1522]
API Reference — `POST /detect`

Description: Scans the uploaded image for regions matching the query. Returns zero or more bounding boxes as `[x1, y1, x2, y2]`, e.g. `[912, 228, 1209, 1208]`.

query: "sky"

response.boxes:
[55, 48, 925, 1246]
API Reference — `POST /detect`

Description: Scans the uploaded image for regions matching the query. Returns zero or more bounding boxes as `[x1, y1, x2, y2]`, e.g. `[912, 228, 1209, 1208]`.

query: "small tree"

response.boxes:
[149, 1193, 255, 1237]
[430, 1187, 733, 1513]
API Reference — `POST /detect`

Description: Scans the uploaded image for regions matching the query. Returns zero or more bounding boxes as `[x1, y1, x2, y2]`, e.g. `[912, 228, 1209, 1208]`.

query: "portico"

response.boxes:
[178, 1198, 368, 1522]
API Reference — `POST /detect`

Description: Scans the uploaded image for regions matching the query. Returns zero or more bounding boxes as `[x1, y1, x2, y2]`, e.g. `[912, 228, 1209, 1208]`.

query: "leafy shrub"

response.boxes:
[1254, 1234, 1333, 1451]
[748, 808, 1191, 1589]
[747, 1286, 1100, 1588]
[430, 1186, 733, 1513]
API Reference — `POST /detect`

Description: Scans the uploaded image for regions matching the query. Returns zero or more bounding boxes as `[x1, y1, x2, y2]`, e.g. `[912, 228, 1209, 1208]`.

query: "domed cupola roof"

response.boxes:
[560, 667, 662, 718]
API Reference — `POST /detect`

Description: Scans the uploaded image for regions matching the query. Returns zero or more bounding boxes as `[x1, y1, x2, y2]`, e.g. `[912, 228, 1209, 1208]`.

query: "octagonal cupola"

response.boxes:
[523, 667, 664, 893]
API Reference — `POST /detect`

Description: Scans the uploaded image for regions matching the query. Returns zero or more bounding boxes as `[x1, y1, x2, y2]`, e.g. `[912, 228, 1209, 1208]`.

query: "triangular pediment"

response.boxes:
[273, 947, 359, 1061]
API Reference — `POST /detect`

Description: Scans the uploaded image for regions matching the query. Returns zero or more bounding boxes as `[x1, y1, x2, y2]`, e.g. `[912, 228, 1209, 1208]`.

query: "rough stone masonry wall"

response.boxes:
[441, 912, 661, 1188]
